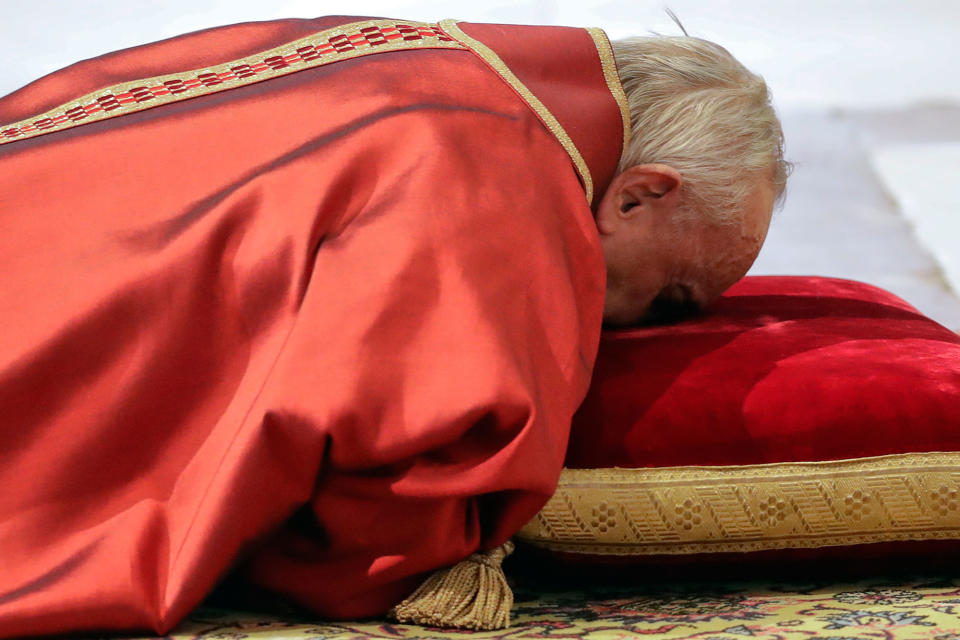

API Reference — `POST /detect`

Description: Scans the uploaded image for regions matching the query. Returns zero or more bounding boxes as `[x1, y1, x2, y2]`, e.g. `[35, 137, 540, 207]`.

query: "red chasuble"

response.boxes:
[0, 16, 627, 637]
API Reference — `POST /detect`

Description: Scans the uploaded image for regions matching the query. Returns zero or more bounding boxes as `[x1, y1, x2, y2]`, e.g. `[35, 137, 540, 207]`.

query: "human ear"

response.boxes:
[595, 164, 683, 235]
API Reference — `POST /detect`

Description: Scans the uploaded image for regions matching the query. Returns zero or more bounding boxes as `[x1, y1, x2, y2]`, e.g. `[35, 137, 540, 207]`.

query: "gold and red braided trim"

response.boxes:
[0, 19, 464, 145]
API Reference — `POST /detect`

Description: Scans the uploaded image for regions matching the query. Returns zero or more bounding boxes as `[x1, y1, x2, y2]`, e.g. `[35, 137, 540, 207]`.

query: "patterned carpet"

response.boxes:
[118, 568, 960, 639]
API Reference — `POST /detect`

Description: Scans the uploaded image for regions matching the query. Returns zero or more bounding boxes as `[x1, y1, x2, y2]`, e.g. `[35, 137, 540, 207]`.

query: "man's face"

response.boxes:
[597, 166, 775, 326]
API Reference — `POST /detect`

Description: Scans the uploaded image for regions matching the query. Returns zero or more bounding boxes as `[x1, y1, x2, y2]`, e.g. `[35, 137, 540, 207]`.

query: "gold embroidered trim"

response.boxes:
[586, 27, 631, 164]
[517, 452, 960, 555]
[438, 19, 595, 205]
[0, 20, 464, 146]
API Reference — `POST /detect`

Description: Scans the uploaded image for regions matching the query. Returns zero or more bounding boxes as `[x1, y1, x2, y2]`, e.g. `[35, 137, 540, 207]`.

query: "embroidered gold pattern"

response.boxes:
[0, 20, 464, 146]
[438, 19, 595, 206]
[517, 452, 960, 554]
[586, 27, 631, 162]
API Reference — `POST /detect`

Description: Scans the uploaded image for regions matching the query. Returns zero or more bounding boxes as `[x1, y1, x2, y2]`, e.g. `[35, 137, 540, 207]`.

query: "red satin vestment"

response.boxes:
[0, 16, 626, 637]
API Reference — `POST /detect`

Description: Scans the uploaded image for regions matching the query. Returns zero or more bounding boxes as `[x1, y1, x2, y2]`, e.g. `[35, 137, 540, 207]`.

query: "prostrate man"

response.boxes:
[0, 16, 787, 638]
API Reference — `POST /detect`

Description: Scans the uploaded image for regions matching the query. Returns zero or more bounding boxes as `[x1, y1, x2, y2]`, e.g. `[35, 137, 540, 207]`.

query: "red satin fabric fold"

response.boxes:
[0, 16, 607, 637]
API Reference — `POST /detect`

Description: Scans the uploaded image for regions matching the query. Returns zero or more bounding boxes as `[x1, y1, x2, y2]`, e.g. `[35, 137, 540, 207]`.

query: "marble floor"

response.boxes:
[748, 105, 960, 333]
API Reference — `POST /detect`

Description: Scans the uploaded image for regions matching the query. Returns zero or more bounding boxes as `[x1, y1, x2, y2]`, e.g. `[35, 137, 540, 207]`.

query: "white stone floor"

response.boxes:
[748, 106, 960, 333]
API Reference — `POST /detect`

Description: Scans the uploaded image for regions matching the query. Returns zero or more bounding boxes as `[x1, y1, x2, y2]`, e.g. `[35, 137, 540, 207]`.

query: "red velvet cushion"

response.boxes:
[516, 277, 960, 567]
[566, 276, 960, 469]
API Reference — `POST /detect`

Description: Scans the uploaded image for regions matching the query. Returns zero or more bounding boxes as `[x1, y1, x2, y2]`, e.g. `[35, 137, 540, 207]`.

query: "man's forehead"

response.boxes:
[694, 204, 773, 303]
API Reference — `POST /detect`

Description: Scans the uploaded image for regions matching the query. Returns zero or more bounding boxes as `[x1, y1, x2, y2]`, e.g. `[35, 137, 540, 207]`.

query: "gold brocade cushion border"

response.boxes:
[517, 451, 960, 555]
[0, 20, 465, 145]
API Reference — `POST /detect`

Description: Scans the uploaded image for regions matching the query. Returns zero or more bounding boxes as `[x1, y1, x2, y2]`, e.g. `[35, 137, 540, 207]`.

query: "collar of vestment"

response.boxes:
[438, 20, 631, 208]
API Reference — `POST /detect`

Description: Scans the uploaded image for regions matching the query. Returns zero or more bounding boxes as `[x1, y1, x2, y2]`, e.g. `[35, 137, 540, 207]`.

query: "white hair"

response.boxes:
[612, 35, 790, 224]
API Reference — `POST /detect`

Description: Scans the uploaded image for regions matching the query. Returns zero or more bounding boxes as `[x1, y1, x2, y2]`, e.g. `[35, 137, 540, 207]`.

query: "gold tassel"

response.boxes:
[388, 541, 515, 630]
